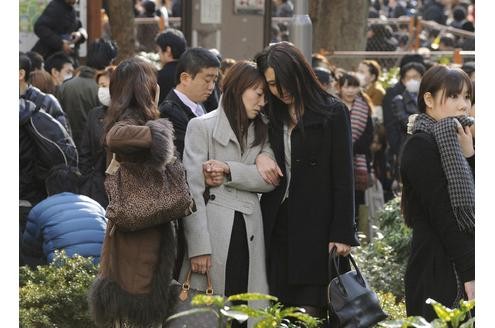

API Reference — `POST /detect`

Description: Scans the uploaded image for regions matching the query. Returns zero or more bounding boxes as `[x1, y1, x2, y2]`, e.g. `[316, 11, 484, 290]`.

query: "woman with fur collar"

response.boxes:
[88, 57, 177, 328]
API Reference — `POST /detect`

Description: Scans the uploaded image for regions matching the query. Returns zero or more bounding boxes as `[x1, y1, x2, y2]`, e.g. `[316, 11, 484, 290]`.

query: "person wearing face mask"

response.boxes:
[79, 66, 115, 208]
[58, 39, 117, 148]
[400, 65, 474, 321]
[390, 62, 426, 158]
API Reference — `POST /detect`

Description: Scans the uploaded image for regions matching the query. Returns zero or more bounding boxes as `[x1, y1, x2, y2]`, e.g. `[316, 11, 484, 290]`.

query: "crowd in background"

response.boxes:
[19, 0, 475, 327]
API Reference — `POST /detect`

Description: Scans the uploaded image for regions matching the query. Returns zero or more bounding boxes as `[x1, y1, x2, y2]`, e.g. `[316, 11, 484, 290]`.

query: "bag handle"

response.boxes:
[179, 269, 214, 301]
[329, 247, 366, 297]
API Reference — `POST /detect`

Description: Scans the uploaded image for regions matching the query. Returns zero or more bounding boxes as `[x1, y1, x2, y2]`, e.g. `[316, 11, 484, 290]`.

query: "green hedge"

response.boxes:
[19, 251, 98, 328]
[354, 197, 411, 303]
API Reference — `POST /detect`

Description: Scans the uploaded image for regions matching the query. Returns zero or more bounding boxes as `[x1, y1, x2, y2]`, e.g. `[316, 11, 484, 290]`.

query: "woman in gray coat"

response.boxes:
[180, 61, 282, 323]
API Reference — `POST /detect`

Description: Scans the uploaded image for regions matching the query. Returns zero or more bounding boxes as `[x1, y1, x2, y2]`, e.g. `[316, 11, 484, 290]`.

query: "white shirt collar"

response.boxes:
[173, 89, 205, 117]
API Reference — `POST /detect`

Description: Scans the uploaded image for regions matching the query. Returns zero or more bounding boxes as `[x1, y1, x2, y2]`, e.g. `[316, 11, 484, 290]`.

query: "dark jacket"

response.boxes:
[57, 66, 99, 148]
[158, 89, 197, 157]
[22, 192, 107, 266]
[157, 61, 178, 106]
[88, 116, 177, 327]
[261, 97, 360, 286]
[383, 81, 406, 156]
[19, 99, 46, 205]
[400, 132, 475, 321]
[19, 98, 78, 206]
[22, 85, 72, 135]
[31, 0, 86, 61]
[79, 105, 108, 207]
[390, 90, 419, 153]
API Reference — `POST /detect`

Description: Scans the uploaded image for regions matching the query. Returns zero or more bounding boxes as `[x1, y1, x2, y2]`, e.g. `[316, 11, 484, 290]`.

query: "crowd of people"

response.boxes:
[19, 0, 475, 327]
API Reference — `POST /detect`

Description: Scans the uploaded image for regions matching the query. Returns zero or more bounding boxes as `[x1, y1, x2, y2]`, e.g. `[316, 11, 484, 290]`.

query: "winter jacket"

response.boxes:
[31, 0, 86, 62]
[19, 99, 46, 205]
[261, 96, 360, 286]
[57, 66, 99, 148]
[157, 61, 179, 106]
[19, 98, 78, 206]
[21, 192, 107, 265]
[88, 116, 178, 327]
[390, 90, 420, 152]
[400, 132, 474, 320]
[79, 105, 108, 207]
[22, 85, 72, 134]
[159, 89, 197, 158]
[180, 104, 274, 300]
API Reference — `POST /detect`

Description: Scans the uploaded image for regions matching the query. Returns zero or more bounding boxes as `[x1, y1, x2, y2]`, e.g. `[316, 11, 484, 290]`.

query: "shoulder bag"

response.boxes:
[327, 248, 388, 328]
[104, 154, 196, 232]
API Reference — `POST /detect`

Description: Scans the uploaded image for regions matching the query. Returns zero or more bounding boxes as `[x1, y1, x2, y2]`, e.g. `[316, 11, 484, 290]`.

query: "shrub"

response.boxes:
[19, 250, 98, 328]
[354, 197, 412, 301]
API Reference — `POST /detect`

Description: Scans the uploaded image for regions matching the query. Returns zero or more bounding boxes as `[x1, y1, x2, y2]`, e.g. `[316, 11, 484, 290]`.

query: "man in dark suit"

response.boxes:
[158, 47, 220, 157]
[155, 28, 187, 105]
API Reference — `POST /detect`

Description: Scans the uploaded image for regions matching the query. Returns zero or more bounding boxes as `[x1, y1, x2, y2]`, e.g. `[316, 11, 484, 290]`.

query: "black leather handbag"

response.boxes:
[327, 248, 388, 328]
[165, 270, 226, 328]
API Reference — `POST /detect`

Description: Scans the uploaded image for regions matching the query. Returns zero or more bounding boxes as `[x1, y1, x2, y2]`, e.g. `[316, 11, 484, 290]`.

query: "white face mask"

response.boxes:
[355, 72, 367, 87]
[63, 73, 73, 81]
[405, 79, 420, 93]
[98, 87, 111, 107]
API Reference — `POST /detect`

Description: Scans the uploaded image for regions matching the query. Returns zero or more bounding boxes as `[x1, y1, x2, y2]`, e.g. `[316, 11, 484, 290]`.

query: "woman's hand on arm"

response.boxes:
[203, 160, 230, 187]
[255, 153, 283, 186]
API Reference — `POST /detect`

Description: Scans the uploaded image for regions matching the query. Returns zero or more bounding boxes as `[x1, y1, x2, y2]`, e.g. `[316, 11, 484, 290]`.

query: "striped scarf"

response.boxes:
[409, 113, 475, 234]
[350, 94, 371, 191]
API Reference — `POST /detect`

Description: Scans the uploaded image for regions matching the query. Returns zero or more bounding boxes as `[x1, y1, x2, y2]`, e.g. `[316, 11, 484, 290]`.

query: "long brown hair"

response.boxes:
[103, 57, 159, 135]
[221, 60, 268, 152]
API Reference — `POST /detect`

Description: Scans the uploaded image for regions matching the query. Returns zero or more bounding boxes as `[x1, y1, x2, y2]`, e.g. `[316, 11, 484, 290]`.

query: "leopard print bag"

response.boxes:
[104, 155, 196, 232]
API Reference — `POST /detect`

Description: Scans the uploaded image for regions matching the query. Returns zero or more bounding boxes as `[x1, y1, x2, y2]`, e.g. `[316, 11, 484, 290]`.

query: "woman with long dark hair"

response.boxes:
[400, 65, 475, 320]
[254, 42, 359, 324]
[180, 60, 280, 327]
[89, 57, 177, 328]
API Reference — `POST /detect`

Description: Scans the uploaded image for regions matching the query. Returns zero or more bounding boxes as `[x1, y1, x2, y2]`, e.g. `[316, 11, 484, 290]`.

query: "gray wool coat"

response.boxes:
[179, 104, 275, 305]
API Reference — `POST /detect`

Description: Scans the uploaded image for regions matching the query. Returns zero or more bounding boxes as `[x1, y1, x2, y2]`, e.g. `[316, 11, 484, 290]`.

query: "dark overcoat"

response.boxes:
[261, 97, 360, 286]
[400, 132, 475, 321]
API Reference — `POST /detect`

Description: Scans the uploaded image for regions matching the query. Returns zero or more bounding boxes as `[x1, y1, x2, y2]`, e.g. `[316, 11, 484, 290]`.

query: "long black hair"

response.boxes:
[254, 42, 335, 128]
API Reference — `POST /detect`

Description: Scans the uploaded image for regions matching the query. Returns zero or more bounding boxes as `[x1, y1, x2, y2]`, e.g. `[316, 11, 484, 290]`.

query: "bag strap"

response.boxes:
[329, 247, 366, 296]
[179, 269, 214, 301]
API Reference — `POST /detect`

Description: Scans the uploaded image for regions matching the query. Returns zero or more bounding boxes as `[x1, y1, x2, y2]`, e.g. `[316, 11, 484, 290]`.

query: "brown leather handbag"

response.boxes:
[104, 154, 196, 232]
[165, 270, 225, 328]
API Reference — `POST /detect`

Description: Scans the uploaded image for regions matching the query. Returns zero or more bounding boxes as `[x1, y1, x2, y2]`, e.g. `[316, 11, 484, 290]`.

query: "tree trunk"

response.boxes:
[310, 0, 369, 70]
[107, 0, 136, 63]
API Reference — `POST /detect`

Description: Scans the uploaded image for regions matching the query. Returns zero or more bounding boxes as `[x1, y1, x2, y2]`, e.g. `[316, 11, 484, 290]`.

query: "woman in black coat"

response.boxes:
[400, 65, 475, 321]
[254, 42, 359, 323]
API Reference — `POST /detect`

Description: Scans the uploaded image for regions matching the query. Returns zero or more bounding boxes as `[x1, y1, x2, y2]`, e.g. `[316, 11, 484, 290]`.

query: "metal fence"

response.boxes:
[133, 16, 474, 69]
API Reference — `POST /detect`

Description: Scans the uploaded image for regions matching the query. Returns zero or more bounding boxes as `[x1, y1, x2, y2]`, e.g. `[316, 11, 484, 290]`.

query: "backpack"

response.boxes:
[24, 100, 79, 180]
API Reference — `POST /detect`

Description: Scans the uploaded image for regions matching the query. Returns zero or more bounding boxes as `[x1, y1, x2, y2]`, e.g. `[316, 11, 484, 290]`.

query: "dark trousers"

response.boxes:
[225, 211, 249, 328]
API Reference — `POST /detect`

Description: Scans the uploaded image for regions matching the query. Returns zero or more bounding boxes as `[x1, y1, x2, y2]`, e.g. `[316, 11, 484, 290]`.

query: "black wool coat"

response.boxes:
[31, 0, 85, 60]
[79, 105, 108, 208]
[400, 132, 475, 321]
[261, 97, 360, 286]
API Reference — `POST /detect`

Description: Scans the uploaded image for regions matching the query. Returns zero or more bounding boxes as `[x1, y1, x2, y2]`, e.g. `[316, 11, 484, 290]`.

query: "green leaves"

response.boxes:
[19, 250, 99, 328]
[426, 298, 475, 328]
[379, 299, 475, 328]
[227, 293, 278, 302]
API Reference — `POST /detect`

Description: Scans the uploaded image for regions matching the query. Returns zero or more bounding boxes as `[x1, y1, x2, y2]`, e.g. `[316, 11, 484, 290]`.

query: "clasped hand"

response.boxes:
[203, 160, 229, 187]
